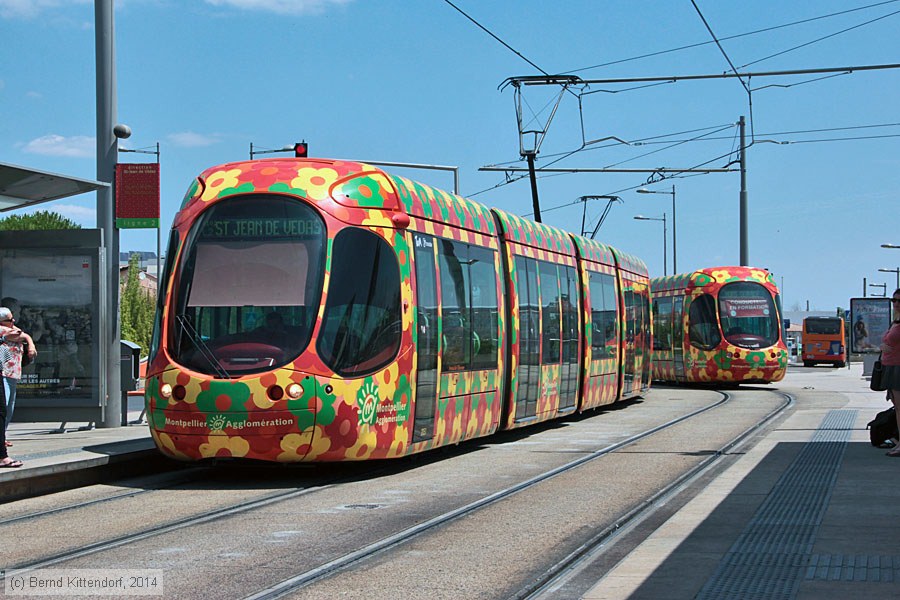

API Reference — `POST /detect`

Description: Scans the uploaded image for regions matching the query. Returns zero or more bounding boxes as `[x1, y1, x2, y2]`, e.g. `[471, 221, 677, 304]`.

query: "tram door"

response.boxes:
[673, 297, 685, 381]
[412, 235, 439, 442]
[622, 288, 638, 396]
[514, 256, 540, 420]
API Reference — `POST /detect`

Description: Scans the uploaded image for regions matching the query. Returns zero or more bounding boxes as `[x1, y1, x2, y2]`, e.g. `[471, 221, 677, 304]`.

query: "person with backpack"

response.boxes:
[883, 288, 900, 457]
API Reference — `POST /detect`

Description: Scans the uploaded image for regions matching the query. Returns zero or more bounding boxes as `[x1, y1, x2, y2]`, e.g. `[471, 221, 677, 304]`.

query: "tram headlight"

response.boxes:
[286, 383, 303, 399]
[159, 383, 173, 399]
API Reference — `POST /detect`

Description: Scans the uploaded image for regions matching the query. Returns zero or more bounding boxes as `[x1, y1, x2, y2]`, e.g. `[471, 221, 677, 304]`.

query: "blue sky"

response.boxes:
[1, 0, 899, 312]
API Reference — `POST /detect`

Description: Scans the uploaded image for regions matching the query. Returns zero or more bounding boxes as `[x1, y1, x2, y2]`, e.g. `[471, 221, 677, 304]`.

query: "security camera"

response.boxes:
[113, 124, 132, 139]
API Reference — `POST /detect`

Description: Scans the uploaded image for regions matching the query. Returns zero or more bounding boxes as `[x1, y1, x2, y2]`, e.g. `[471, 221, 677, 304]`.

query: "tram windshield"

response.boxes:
[717, 282, 780, 349]
[170, 195, 326, 376]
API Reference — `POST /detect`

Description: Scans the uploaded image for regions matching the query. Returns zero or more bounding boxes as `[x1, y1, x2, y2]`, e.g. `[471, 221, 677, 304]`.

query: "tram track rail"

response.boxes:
[2, 482, 336, 574]
[514, 390, 795, 600]
[243, 389, 772, 600]
[2, 388, 786, 600]
[1, 468, 208, 527]
[0, 460, 402, 575]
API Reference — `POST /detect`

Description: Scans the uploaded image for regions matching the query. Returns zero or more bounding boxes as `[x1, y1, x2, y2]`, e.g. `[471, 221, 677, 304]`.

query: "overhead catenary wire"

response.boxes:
[440, 0, 549, 76]
[455, 2, 900, 228]
[690, 0, 755, 144]
[738, 7, 900, 69]
[563, 0, 900, 75]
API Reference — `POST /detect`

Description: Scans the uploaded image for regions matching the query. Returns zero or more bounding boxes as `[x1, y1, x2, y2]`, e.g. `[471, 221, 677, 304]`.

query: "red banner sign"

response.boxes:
[115, 163, 160, 228]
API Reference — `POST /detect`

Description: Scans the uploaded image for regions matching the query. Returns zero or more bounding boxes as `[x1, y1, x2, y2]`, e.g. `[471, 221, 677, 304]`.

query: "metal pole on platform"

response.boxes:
[96, 0, 121, 427]
[739, 115, 748, 266]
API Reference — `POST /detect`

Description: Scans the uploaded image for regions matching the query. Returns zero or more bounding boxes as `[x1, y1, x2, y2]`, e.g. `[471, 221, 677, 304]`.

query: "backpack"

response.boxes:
[867, 408, 899, 447]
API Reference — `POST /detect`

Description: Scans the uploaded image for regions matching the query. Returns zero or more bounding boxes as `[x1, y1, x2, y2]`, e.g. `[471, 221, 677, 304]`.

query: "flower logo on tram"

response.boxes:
[291, 167, 339, 201]
[357, 381, 380, 426]
[207, 414, 228, 432]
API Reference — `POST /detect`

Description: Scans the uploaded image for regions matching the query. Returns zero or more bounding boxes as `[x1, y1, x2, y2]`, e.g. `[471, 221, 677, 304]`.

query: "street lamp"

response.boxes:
[636, 184, 676, 273]
[882, 243, 900, 249]
[869, 282, 887, 297]
[634, 214, 667, 276]
[879, 268, 900, 289]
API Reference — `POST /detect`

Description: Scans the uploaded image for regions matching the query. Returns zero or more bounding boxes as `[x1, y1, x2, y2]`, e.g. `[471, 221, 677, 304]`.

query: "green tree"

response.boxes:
[0, 210, 81, 230]
[120, 254, 155, 357]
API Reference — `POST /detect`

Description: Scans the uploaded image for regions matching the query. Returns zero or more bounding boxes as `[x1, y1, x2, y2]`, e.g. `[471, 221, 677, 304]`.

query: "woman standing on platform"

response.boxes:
[0, 384, 21, 467]
[0, 306, 36, 451]
[883, 288, 900, 457]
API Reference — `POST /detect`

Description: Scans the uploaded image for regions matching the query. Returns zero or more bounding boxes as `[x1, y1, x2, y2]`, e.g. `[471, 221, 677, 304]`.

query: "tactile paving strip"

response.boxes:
[695, 409, 858, 599]
[805, 553, 899, 582]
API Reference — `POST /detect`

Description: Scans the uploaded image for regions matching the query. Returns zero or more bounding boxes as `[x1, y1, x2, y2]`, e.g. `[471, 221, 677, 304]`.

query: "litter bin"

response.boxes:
[120, 340, 141, 425]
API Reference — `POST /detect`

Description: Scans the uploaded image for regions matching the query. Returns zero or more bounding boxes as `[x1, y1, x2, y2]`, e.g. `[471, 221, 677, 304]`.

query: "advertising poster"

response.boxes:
[849, 297, 891, 354]
[1, 255, 95, 399]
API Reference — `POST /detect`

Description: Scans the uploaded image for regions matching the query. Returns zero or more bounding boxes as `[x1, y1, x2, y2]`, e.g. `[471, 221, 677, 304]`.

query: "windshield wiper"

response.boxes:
[175, 314, 231, 379]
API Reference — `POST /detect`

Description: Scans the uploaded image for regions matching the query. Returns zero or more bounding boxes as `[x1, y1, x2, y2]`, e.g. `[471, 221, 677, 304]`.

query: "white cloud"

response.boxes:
[205, 0, 352, 16]
[22, 134, 95, 158]
[0, 0, 90, 19]
[166, 131, 222, 148]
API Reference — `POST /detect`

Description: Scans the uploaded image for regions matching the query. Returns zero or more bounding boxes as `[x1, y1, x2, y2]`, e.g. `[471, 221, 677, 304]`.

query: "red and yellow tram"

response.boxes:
[650, 266, 787, 384]
[145, 158, 651, 462]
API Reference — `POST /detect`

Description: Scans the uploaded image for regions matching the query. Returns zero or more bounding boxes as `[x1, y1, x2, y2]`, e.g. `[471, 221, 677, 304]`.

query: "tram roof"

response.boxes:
[651, 266, 775, 294]
[0, 162, 108, 211]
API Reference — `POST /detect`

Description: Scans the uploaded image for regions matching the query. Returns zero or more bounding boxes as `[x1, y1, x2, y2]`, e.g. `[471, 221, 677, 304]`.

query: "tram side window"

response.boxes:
[439, 239, 499, 371]
[560, 266, 580, 365]
[469, 245, 499, 371]
[539, 262, 561, 364]
[150, 229, 180, 363]
[653, 296, 673, 351]
[589, 271, 618, 359]
[515, 256, 541, 413]
[517, 257, 540, 366]
[319, 228, 401, 377]
[688, 294, 721, 350]
[637, 286, 650, 355]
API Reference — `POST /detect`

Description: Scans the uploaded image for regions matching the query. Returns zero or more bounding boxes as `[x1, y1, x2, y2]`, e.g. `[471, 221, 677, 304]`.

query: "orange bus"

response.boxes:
[802, 316, 846, 368]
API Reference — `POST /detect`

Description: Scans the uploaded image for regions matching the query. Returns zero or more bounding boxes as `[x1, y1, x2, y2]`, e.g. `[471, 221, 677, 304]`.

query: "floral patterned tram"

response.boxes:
[650, 266, 788, 385]
[145, 158, 651, 462]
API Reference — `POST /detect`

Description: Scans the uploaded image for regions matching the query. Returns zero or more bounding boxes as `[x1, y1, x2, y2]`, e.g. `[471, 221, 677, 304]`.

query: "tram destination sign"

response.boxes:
[201, 217, 323, 240]
[115, 163, 160, 229]
[721, 297, 770, 317]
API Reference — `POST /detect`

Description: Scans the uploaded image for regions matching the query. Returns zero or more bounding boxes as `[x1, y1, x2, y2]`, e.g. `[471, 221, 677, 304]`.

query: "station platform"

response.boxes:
[586, 361, 898, 600]
[0, 399, 165, 502]
[0, 364, 896, 599]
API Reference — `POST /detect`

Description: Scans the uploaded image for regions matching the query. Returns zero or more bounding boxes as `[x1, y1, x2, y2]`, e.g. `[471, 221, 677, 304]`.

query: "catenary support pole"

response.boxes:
[525, 151, 542, 223]
[739, 115, 748, 266]
[96, 0, 121, 427]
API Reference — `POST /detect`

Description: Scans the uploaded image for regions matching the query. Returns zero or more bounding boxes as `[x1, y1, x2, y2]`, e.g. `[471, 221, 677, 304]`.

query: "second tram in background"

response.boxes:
[650, 266, 788, 384]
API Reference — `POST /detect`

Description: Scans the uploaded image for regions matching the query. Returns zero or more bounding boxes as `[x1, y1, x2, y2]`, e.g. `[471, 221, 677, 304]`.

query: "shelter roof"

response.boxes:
[0, 162, 107, 211]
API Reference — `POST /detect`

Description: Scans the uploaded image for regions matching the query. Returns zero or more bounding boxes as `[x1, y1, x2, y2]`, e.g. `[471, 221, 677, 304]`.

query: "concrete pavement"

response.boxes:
[584, 361, 899, 599]
[1, 363, 895, 600]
